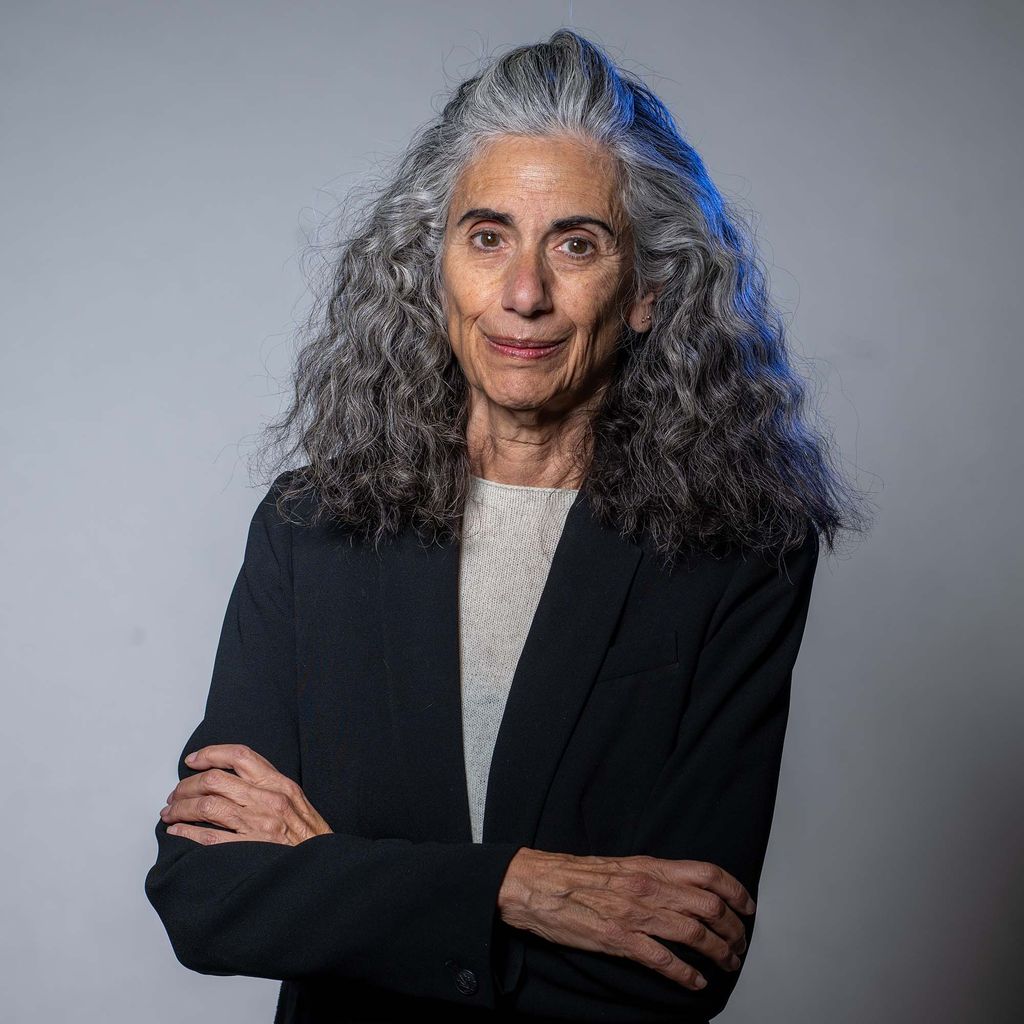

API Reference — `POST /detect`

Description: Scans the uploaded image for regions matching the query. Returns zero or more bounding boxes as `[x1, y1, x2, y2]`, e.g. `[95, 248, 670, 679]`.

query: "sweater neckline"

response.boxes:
[469, 474, 579, 495]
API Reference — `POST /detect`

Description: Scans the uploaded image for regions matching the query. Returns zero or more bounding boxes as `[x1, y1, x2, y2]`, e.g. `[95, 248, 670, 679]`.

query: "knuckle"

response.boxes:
[696, 860, 721, 886]
[621, 933, 673, 972]
[643, 942, 676, 971]
[719, 942, 739, 968]
[197, 795, 219, 817]
[630, 854, 658, 871]
[701, 892, 728, 920]
[599, 919, 630, 950]
[622, 871, 659, 898]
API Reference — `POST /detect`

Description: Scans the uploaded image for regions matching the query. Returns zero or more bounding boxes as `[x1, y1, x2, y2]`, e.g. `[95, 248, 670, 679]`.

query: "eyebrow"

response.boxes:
[455, 207, 616, 239]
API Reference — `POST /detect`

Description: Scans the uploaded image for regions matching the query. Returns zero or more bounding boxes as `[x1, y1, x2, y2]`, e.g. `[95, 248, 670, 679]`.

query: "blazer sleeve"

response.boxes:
[143, 474, 523, 1010]
[493, 527, 820, 1022]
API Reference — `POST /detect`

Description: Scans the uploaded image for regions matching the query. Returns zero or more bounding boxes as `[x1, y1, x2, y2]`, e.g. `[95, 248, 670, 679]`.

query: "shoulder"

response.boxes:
[705, 524, 820, 634]
[724, 523, 819, 591]
[253, 468, 318, 526]
[645, 518, 819, 585]
[244, 471, 311, 571]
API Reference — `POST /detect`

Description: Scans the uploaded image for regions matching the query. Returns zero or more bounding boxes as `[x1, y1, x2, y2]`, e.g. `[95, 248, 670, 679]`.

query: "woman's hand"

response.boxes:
[159, 743, 333, 846]
[497, 848, 754, 991]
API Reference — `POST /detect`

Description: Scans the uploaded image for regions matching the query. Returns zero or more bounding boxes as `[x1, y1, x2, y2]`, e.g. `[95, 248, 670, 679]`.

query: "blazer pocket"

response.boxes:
[595, 630, 679, 682]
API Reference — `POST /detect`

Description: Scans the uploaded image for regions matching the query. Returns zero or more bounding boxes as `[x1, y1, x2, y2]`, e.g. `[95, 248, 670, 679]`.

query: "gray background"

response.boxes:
[2, 1, 1020, 1021]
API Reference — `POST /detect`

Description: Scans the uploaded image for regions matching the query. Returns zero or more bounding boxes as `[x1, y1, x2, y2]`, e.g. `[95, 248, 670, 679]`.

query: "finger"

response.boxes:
[163, 794, 247, 833]
[168, 767, 260, 808]
[654, 882, 748, 957]
[546, 853, 749, 961]
[645, 904, 743, 973]
[613, 929, 708, 991]
[594, 863, 747, 957]
[577, 881, 741, 975]
[164, 822, 256, 845]
[652, 858, 756, 917]
[166, 765, 322, 843]
[183, 744, 282, 786]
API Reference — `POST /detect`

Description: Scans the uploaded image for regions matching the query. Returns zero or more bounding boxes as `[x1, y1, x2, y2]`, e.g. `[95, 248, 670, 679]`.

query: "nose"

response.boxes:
[500, 249, 553, 318]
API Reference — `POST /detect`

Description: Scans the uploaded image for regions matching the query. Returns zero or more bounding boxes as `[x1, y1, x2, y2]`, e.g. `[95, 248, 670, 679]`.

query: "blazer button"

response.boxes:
[454, 967, 479, 996]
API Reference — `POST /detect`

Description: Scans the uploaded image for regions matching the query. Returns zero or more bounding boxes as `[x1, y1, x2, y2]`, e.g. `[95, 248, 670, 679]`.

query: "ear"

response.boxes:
[627, 287, 659, 333]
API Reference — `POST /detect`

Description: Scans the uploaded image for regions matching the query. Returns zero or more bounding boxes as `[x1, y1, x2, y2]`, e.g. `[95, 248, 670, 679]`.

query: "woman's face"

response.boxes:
[440, 134, 650, 420]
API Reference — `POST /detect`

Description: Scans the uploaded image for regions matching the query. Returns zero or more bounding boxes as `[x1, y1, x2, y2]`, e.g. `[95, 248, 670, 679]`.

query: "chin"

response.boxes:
[479, 379, 556, 411]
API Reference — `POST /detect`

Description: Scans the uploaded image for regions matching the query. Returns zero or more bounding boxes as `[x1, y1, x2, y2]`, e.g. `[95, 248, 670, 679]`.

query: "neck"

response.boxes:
[465, 393, 596, 489]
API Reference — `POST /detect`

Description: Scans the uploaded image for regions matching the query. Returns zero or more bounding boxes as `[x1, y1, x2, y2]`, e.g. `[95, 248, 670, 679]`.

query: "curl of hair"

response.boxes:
[253, 28, 874, 571]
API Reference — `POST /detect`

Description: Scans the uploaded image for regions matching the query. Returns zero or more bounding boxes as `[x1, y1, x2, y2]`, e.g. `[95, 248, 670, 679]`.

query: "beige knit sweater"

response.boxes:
[458, 475, 579, 843]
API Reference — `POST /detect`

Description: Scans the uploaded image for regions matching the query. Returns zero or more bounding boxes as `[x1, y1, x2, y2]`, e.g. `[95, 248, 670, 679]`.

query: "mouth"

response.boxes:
[483, 332, 568, 360]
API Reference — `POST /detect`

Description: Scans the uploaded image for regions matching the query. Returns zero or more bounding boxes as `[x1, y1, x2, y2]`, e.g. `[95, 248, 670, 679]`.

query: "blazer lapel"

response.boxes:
[483, 492, 642, 845]
[376, 524, 470, 844]
[376, 490, 643, 847]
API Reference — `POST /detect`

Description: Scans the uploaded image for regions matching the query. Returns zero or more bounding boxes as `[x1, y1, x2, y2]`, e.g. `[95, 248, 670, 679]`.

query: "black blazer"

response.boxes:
[145, 472, 819, 1024]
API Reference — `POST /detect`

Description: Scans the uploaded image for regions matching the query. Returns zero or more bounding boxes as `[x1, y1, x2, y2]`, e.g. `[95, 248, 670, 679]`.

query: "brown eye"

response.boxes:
[470, 230, 501, 250]
[559, 236, 595, 259]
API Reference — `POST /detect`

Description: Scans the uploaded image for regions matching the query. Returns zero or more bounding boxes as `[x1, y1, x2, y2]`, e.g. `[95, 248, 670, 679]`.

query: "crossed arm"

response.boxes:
[145, 477, 818, 1019]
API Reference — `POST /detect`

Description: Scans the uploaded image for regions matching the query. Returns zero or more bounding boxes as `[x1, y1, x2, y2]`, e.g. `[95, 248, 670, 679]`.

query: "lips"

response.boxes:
[483, 332, 567, 361]
[484, 333, 566, 348]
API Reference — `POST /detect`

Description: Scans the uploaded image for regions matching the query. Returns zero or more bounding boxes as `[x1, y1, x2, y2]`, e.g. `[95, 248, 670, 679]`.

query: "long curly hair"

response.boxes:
[252, 28, 873, 569]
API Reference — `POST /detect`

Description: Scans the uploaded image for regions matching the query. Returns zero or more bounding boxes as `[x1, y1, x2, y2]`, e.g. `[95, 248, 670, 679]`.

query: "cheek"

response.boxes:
[442, 252, 490, 308]
[440, 254, 467, 315]
[560, 336, 619, 391]
[565, 273, 623, 329]
[569, 304, 622, 362]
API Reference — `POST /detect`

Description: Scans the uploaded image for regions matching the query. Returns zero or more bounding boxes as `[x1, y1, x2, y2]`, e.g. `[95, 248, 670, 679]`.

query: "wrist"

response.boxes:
[497, 847, 538, 928]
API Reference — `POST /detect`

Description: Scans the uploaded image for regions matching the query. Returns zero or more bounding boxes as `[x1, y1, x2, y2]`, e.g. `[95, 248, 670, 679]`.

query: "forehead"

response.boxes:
[451, 134, 625, 222]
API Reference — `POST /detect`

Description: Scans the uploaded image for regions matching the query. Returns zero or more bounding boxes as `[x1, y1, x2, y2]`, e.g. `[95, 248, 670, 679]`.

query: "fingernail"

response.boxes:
[729, 955, 741, 970]
[185, 752, 197, 764]
[694, 974, 707, 989]
[744, 898, 756, 914]
[159, 805, 169, 817]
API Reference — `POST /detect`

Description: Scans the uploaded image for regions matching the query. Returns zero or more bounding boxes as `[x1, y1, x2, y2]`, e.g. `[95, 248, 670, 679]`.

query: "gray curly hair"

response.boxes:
[253, 28, 873, 568]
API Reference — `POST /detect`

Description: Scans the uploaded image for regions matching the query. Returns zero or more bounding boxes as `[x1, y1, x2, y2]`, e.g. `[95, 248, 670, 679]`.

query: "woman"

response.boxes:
[145, 29, 869, 1024]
